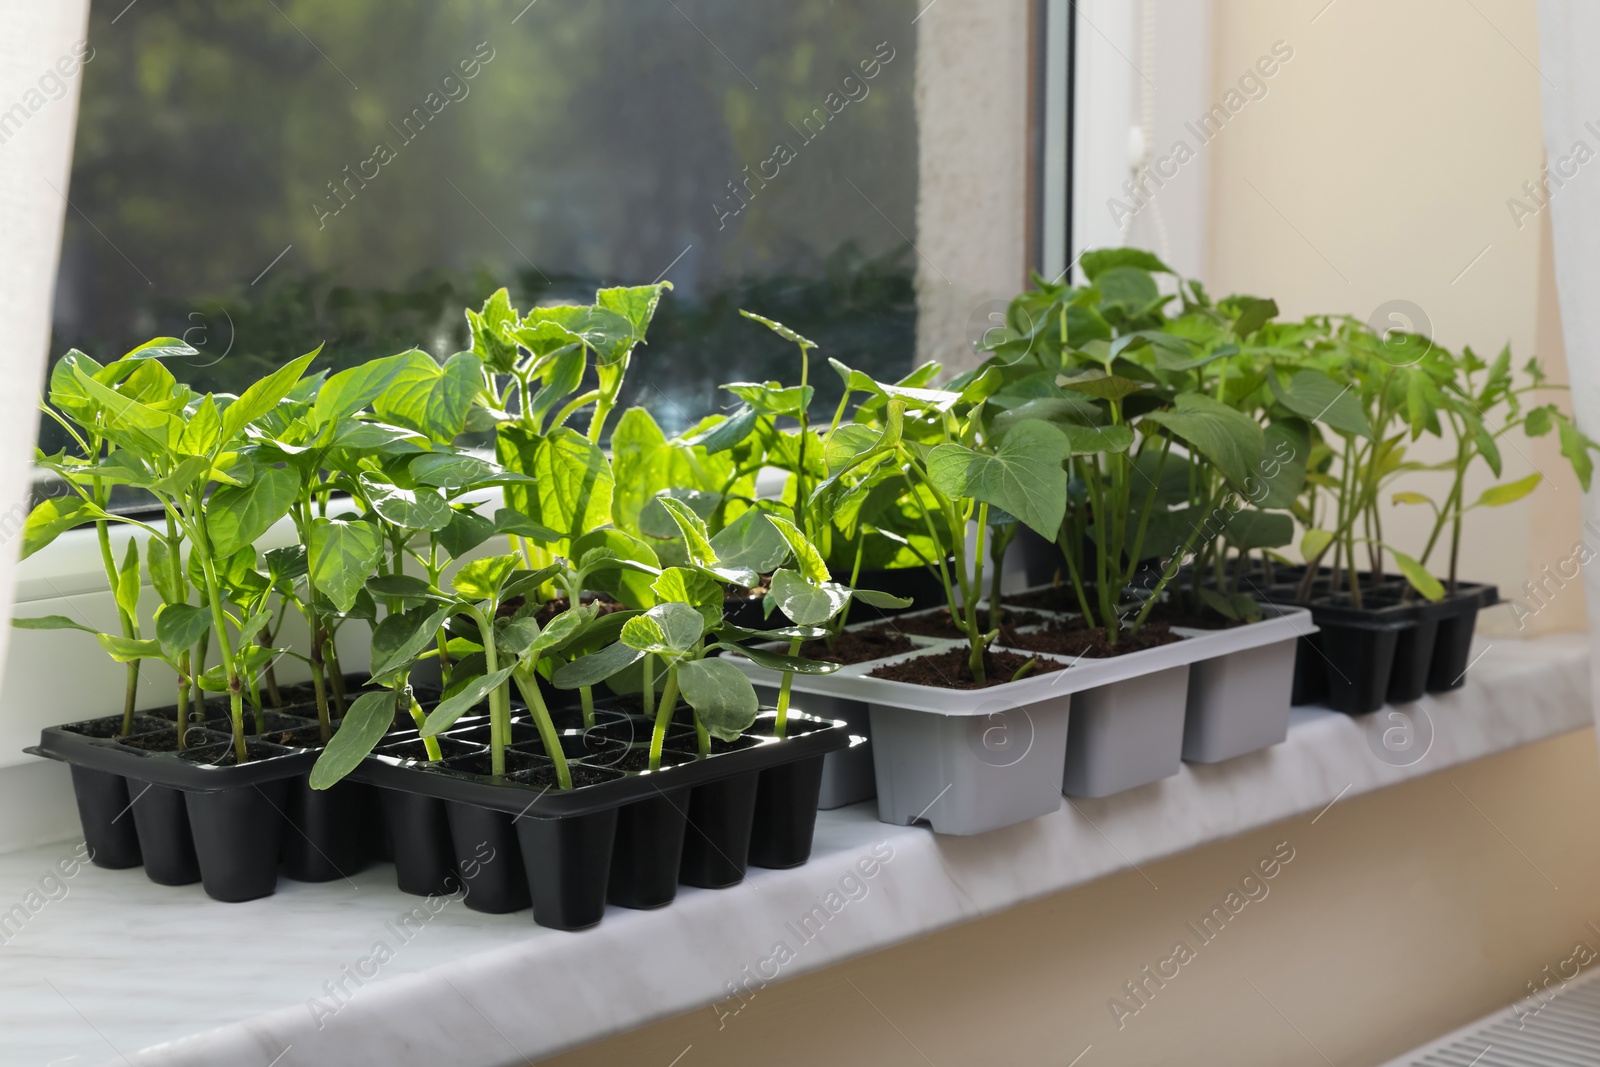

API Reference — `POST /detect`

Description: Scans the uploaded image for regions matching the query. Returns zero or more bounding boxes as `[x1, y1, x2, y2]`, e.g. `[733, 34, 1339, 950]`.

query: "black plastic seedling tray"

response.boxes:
[1251, 575, 1500, 714]
[353, 708, 848, 930]
[30, 674, 385, 903]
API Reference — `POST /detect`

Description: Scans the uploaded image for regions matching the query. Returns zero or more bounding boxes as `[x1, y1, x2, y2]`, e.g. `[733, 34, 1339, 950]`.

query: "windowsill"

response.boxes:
[0, 633, 1589, 1065]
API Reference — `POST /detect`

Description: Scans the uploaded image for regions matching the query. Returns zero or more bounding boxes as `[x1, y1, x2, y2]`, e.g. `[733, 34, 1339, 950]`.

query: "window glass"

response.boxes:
[47, 0, 918, 456]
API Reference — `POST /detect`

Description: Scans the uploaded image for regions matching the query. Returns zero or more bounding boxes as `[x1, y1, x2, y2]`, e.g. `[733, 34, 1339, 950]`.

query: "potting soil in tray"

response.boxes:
[866, 646, 1065, 689]
[998, 620, 1184, 658]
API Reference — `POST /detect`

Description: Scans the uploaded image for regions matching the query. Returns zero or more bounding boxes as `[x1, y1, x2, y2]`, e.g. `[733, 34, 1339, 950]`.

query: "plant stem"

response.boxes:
[580, 685, 595, 730]
[175, 650, 190, 751]
[325, 638, 347, 715]
[309, 613, 332, 742]
[514, 668, 570, 790]
[404, 692, 443, 760]
[775, 638, 802, 739]
[648, 665, 680, 771]
[260, 626, 283, 708]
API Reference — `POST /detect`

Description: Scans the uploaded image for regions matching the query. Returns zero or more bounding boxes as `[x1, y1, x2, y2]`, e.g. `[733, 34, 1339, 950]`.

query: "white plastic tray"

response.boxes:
[725, 604, 1317, 715]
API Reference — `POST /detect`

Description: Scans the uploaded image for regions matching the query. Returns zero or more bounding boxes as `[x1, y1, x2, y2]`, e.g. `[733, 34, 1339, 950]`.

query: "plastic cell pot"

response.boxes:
[350, 708, 847, 928]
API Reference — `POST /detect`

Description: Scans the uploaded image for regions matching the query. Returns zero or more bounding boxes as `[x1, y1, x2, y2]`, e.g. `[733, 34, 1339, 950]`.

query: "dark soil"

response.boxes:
[607, 747, 697, 773]
[1001, 620, 1183, 658]
[798, 627, 916, 665]
[886, 608, 1045, 640]
[118, 727, 215, 752]
[667, 733, 760, 756]
[380, 736, 481, 761]
[65, 715, 167, 739]
[1002, 585, 1086, 612]
[442, 750, 544, 778]
[868, 647, 1065, 689]
[177, 740, 289, 767]
[1139, 600, 1245, 631]
[510, 762, 622, 790]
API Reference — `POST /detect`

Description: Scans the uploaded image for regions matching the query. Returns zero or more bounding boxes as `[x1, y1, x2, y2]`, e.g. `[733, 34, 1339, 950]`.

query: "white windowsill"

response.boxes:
[0, 632, 1587, 1066]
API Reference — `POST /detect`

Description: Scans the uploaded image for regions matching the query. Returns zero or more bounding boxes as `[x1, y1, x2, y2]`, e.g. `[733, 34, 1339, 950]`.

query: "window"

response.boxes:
[47, 0, 919, 455]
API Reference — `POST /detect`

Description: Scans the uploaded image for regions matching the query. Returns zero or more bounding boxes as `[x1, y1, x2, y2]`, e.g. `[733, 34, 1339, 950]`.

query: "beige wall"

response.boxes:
[1207, 0, 1583, 635]
[552, 728, 1600, 1067]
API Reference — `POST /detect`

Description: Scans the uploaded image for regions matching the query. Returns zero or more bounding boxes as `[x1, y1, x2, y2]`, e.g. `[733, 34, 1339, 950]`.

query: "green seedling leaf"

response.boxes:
[12, 615, 96, 633]
[823, 424, 883, 472]
[1223, 510, 1294, 551]
[122, 336, 200, 361]
[1556, 412, 1595, 492]
[496, 564, 563, 606]
[147, 537, 184, 605]
[421, 665, 516, 737]
[71, 366, 184, 455]
[22, 497, 111, 559]
[655, 495, 718, 568]
[1256, 420, 1309, 509]
[526, 608, 589, 658]
[1142, 393, 1265, 491]
[620, 602, 706, 655]
[311, 690, 399, 790]
[364, 478, 452, 533]
[770, 569, 851, 627]
[1301, 528, 1334, 562]
[683, 407, 759, 454]
[852, 588, 914, 609]
[366, 574, 443, 602]
[1094, 266, 1160, 308]
[739, 309, 815, 349]
[1392, 491, 1433, 506]
[154, 603, 211, 659]
[1061, 373, 1145, 401]
[372, 349, 483, 444]
[96, 634, 163, 663]
[1391, 549, 1445, 602]
[926, 420, 1072, 539]
[716, 622, 829, 643]
[467, 288, 520, 373]
[222, 349, 319, 440]
[675, 657, 760, 741]
[552, 640, 647, 689]
[764, 514, 830, 584]
[598, 282, 672, 342]
[409, 452, 527, 490]
[573, 528, 661, 609]
[437, 509, 496, 559]
[731, 643, 842, 675]
[114, 540, 141, 623]
[206, 466, 300, 557]
[491, 508, 563, 543]
[1231, 298, 1278, 338]
[369, 604, 452, 680]
[1476, 473, 1541, 508]
[308, 517, 384, 614]
[651, 567, 723, 629]
[452, 554, 519, 601]
[1079, 248, 1174, 278]
[237, 610, 274, 650]
[313, 352, 417, 427]
[176, 396, 222, 457]
[1269, 370, 1371, 438]
[708, 507, 790, 575]
[497, 426, 614, 553]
